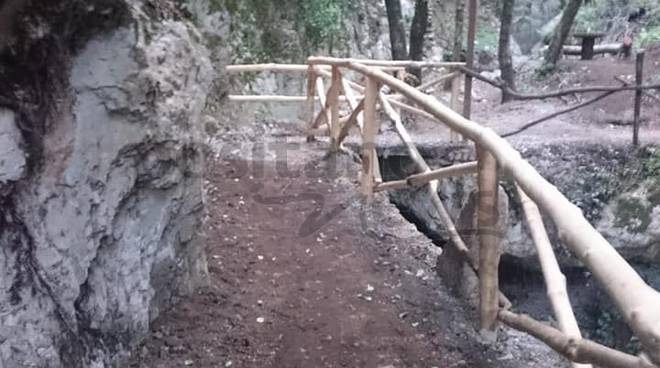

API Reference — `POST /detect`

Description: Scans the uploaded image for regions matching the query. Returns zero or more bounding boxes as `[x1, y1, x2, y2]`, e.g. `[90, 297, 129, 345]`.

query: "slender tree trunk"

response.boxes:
[385, 0, 408, 60]
[452, 0, 465, 62]
[498, 0, 516, 102]
[408, 0, 429, 81]
[544, 0, 583, 68]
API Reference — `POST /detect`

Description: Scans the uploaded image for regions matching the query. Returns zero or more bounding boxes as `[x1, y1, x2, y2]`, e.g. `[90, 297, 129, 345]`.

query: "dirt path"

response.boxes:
[128, 137, 562, 367]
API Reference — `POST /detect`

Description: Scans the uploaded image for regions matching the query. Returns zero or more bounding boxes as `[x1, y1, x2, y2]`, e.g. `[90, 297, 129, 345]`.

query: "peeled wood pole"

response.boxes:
[450, 73, 463, 141]
[463, 0, 478, 119]
[499, 311, 657, 368]
[633, 51, 645, 146]
[417, 71, 460, 92]
[226, 64, 320, 73]
[361, 78, 380, 198]
[305, 66, 318, 141]
[374, 161, 477, 192]
[310, 77, 329, 131]
[378, 93, 472, 260]
[307, 57, 660, 362]
[477, 146, 500, 332]
[329, 67, 342, 150]
[407, 161, 477, 186]
[337, 98, 365, 144]
[516, 185, 590, 368]
[335, 76, 366, 146]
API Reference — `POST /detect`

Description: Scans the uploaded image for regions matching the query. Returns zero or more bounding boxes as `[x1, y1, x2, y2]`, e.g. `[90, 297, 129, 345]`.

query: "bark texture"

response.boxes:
[452, 0, 465, 62]
[544, 0, 583, 68]
[408, 0, 429, 80]
[385, 0, 409, 60]
[498, 0, 516, 102]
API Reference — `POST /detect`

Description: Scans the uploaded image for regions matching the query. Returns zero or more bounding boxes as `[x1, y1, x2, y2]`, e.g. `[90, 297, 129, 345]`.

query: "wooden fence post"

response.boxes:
[305, 66, 317, 142]
[450, 72, 463, 142]
[329, 66, 342, 151]
[516, 185, 591, 368]
[477, 145, 500, 333]
[463, 0, 478, 119]
[361, 77, 380, 198]
[633, 50, 645, 147]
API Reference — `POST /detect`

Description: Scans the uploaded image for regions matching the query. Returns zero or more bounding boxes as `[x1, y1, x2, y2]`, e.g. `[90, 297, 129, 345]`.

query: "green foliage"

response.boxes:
[574, 0, 660, 35]
[644, 146, 660, 176]
[474, 20, 499, 52]
[297, 0, 348, 51]
[203, 0, 347, 64]
[639, 25, 660, 47]
[594, 309, 615, 347]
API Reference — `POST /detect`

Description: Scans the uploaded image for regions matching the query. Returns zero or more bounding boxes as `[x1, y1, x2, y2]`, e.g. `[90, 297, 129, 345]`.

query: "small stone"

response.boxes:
[256, 317, 265, 323]
[366, 284, 374, 292]
[184, 359, 194, 366]
[224, 361, 233, 367]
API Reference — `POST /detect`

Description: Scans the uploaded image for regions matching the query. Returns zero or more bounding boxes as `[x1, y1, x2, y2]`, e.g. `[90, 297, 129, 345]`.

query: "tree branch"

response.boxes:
[501, 90, 619, 138]
[459, 66, 660, 100]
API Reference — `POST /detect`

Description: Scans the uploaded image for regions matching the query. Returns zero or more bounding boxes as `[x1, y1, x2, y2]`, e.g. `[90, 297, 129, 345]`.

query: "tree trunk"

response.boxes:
[385, 0, 408, 60]
[544, 0, 583, 68]
[452, 0, 465, 61]
[498, 0, 516, 102]
[408, 0, 429, 81]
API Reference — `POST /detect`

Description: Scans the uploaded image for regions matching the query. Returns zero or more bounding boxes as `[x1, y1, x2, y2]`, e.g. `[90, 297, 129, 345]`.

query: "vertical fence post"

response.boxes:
[361, 77, 380, 199]
[477, 145, 500, 334]
[450, 72, 463, 142]
[633, 50, 645, 147]
[463, 0, 478, 119]
[329, 66, 341, 151]
[305, 65, 317, 142]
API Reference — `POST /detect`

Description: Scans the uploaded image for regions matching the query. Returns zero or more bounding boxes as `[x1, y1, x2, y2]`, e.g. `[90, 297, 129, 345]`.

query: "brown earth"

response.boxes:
[127, 138, 562, 367]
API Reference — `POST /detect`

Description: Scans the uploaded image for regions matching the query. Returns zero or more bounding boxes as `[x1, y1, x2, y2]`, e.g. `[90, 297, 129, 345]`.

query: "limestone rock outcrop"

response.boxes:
[0, 1, 210, 366]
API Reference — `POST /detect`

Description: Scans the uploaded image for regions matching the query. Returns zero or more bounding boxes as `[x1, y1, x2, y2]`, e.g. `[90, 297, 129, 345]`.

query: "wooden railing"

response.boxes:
[225, 57, 660, 368]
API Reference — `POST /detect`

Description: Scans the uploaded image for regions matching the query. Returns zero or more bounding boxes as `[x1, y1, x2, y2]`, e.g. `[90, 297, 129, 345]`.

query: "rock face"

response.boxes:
[0, 2, 210, 366]
[383, 143, 659, 269]
[0, 110, 26, 188]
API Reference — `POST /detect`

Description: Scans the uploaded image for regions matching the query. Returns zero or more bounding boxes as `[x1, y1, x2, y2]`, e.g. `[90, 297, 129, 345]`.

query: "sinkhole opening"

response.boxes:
[379, 154, 640, 353]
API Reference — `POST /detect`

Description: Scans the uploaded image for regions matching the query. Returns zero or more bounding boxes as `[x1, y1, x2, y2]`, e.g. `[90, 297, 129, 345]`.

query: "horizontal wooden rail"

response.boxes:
[228, 94, 406, 103]
[459, 65, 660, 100]
[227, 95, 354, 102]
[225, 63, 406, 74]
[499, 310, 656, 368]
[226, 64, 322, 73]
[311, 58, 465, 68]
[374, 161, 477, 192]
[408, 161, 477, 186]
[417, 71, 461, 91]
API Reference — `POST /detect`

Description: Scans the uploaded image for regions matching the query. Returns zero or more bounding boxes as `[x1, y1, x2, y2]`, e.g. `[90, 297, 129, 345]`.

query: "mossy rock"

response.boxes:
[615, 197, 652, 233]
